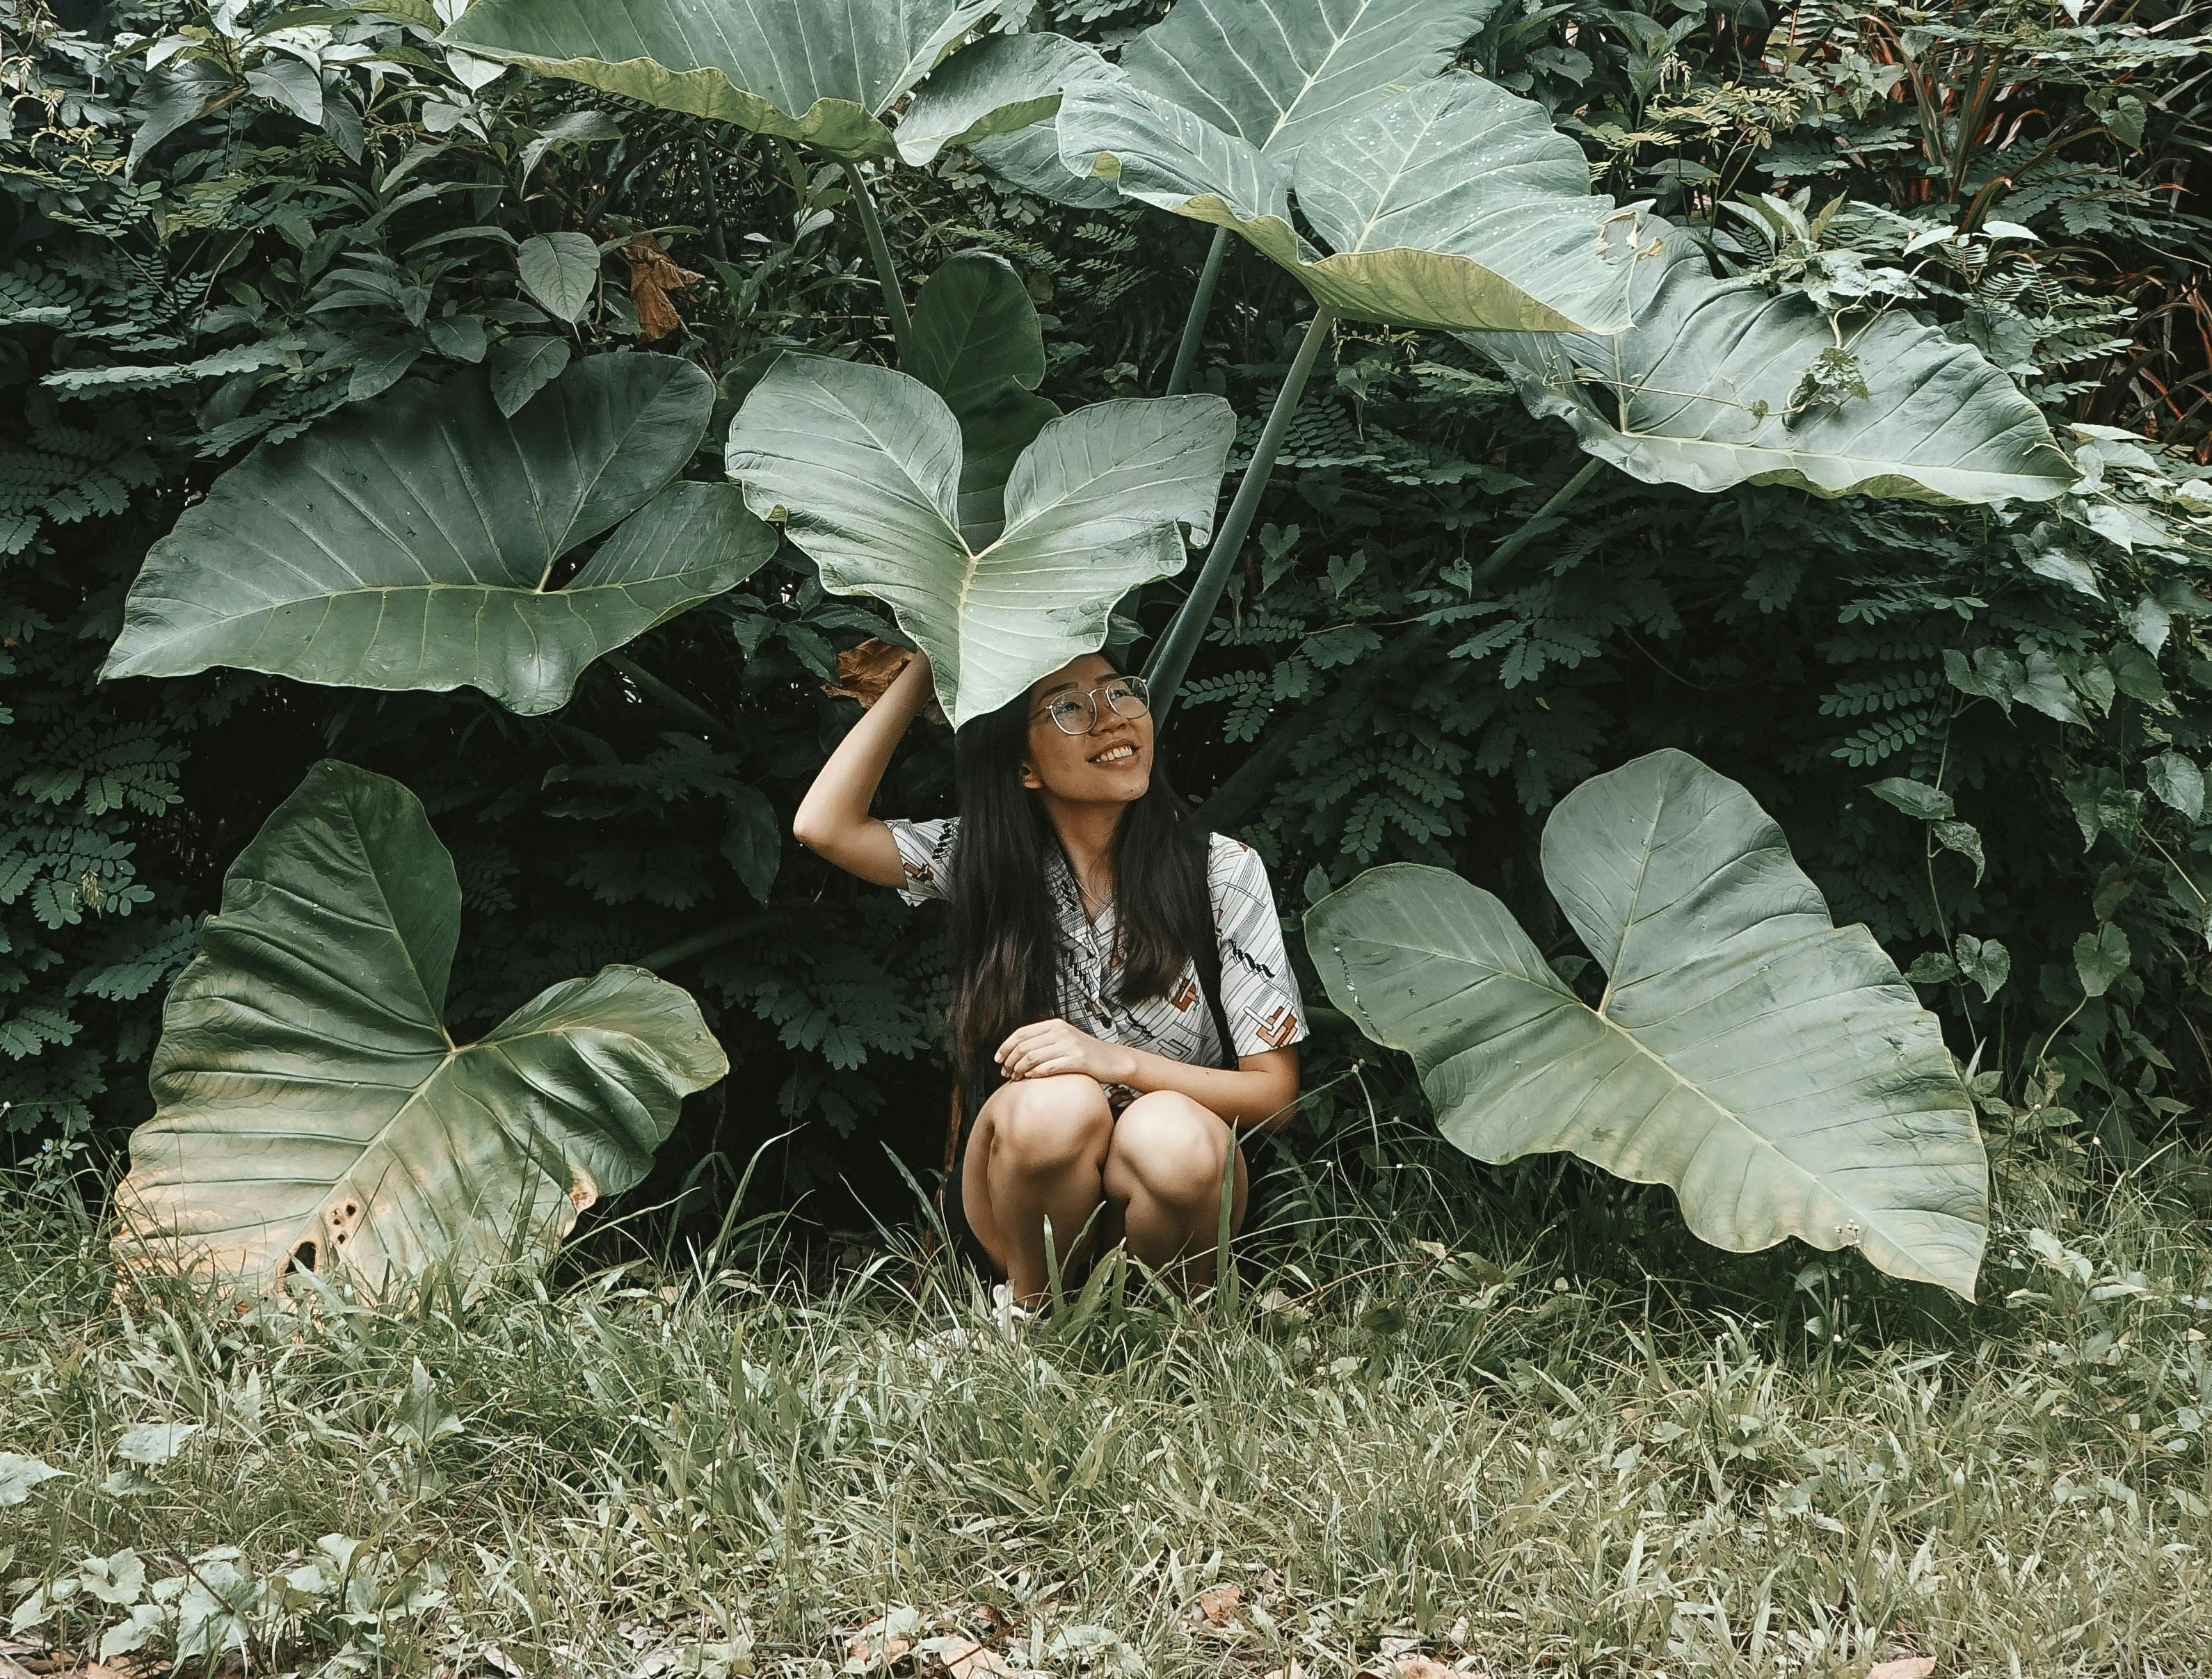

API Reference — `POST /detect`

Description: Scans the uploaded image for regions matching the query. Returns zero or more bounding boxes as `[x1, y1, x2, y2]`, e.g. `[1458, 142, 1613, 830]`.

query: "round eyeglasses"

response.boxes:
[1032, 676, 1152, 737]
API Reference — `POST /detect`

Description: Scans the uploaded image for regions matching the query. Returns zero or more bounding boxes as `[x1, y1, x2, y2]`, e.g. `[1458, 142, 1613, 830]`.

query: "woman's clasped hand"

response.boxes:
[993, 1018, 1137, 1085]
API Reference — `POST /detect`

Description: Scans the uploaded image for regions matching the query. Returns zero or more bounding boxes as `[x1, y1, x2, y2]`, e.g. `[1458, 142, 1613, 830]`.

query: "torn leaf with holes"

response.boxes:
[112, 760, 726, 1294]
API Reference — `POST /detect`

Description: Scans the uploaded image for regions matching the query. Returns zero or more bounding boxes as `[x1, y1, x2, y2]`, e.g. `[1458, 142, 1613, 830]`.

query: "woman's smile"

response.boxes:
[1089, 740, 1139, 766]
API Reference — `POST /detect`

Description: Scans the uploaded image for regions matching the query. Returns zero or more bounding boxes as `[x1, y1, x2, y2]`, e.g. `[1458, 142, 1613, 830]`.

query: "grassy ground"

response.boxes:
[3, 1124, 2209, 1679]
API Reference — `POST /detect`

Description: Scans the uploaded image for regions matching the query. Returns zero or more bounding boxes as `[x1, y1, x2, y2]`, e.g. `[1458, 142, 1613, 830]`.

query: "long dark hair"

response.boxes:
[944, 682, 1213, 1103]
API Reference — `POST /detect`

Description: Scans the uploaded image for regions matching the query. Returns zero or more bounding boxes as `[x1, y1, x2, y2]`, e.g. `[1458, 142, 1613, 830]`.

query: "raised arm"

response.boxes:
[792, 648, 936, 890]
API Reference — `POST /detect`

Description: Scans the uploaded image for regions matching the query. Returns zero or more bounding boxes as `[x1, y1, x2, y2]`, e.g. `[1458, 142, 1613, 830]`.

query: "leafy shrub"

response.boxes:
[3, 0, 2207, 1244]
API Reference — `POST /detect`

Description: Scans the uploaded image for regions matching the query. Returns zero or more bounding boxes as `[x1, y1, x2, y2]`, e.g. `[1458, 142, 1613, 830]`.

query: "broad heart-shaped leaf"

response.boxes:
[516, 230, 600, 322]
[111, 760, 727, 1294]
[102, 354, 776, 714]
[962, 38, 1128, 209]
[1119, 0, 1495, 160]
[965, 0, 1489, 207]
[906, 250, 1061, 546]
[726, 353, 1233, 726]
[1305, 750, 1989, 1296]
[896, 31, 1106, 166]
[440, 0, 1005, 160]
[1063, 70, 1640, 332]
[1469, 226, 2073, 504]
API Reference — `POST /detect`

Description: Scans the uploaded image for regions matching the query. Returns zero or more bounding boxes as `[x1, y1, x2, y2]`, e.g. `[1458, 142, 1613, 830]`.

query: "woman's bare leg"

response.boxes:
[962, 1075, 1115, 1306]
[1101, 1091, 1247, 1290]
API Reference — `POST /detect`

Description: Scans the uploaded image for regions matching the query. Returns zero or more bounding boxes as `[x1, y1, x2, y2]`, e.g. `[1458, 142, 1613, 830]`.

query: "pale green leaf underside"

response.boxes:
[113, 761, 727, 1293]
[1004, 0, 1489, 207]
[1120, 0, 1496, 159]
[961, 35, 1126, 208]
[440, 0, 1004, 159]
[1064, 72, 1640, 332]
[1060, 80, 1308, 257]
[102, 355, 775, 714]
[897, 31, 1100, 165]
[1305, 750, 1989, 1296]
[1470, 227, 2074, 504]
[726, 353, 1233, 725]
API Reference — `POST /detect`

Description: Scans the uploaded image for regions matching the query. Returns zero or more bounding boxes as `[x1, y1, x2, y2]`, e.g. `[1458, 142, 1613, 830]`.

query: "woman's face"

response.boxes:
[1019, 652, 1154, 807]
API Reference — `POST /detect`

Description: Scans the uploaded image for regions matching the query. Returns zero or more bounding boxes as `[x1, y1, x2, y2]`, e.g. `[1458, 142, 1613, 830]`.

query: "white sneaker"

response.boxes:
[991, 1281, 1036, 1335]
[906, 1323, 972, 1363]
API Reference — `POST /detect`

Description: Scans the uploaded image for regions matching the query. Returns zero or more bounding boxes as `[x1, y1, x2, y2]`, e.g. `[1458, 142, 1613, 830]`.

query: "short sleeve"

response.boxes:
[884, 816, 959, 906]
[1208, 835, 1310, 1057]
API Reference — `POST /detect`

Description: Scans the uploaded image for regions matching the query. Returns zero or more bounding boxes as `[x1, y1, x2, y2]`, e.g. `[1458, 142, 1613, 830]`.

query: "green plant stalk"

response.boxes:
[636, 915, 753, 973]
[1164, 228, 1232, 397]
[1146, 305, 1337, 713]
[1468, 457, 1602, 586]
[698, 131, 730, 265]
[843, 162, 912, 361]
[607, 652, 728, 739]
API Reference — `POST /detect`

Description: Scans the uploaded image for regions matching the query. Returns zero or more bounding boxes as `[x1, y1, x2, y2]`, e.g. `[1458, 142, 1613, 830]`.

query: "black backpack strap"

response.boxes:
[1191, 830, 1239, 1070]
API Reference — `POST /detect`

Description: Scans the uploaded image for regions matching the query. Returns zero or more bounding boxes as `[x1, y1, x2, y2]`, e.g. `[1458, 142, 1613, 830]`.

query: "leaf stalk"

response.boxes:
[607, 652, 728, 739]
[843, 161, 912, 360]
[1146, 305, 1337, 712]
[1470, 456, 1603, 586]
[637, 915, 753, 973]
[1164, 228, 1232, 397]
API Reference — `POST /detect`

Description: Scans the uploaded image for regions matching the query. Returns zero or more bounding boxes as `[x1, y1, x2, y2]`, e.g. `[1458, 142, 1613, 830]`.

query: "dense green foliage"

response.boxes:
[3, 0, 2209, 1233]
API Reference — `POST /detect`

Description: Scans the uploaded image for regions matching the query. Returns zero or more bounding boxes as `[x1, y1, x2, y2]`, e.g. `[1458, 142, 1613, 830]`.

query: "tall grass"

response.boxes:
[3, 1123, 2208, 1677]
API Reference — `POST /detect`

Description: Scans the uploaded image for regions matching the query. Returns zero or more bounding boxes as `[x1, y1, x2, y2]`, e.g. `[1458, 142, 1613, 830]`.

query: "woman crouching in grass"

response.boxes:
[793, 645, 1307, 1308]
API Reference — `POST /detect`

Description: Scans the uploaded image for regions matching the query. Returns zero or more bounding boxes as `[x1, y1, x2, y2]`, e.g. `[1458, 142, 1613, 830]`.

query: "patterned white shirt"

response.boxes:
[884, 817, 1309, 1101]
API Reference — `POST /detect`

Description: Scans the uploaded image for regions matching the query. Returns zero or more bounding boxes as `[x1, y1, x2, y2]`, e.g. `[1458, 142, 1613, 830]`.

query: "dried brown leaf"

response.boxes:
[1869, 1661, 1938, 1679]
[919, 1639, 1013, 1677]
[822, 638, 945, 723]
[623, 234, 703, 342]
[843, 1616, 914, 1671]
[1356, 1659, 1452, 1679]
[1260, 1664, 1306, 1679]
[1191, 1584, 1243, 1627]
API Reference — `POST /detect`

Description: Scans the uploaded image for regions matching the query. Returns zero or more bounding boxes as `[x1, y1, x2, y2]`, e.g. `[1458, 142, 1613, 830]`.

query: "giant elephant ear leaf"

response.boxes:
[993, 0, 1489, 212]
[100, 354, 776, 714]
[1063, 70, 1641, 332]
[895, 31, 1108, 166]
[1305, 749, 1989, 1296]
[906, 250, 1061, 545]
[440, 0, 1006, 159]
[112, 760, 728, 1295]
[726, 353, 1233, 726]
[1470, 226, 2074, 504]
[959, 38, 1128, 209]
[1118, 0, 1497, 160]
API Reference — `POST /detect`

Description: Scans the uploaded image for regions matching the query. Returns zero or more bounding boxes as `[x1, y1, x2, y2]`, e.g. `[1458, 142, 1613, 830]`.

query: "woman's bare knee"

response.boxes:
[1105, 1093, 1233, 1208]
[985, 1075, 1114, 1176]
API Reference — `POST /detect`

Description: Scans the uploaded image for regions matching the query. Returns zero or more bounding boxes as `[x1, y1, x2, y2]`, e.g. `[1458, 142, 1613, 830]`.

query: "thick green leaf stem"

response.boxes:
[1146, 305, 1336, 712]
